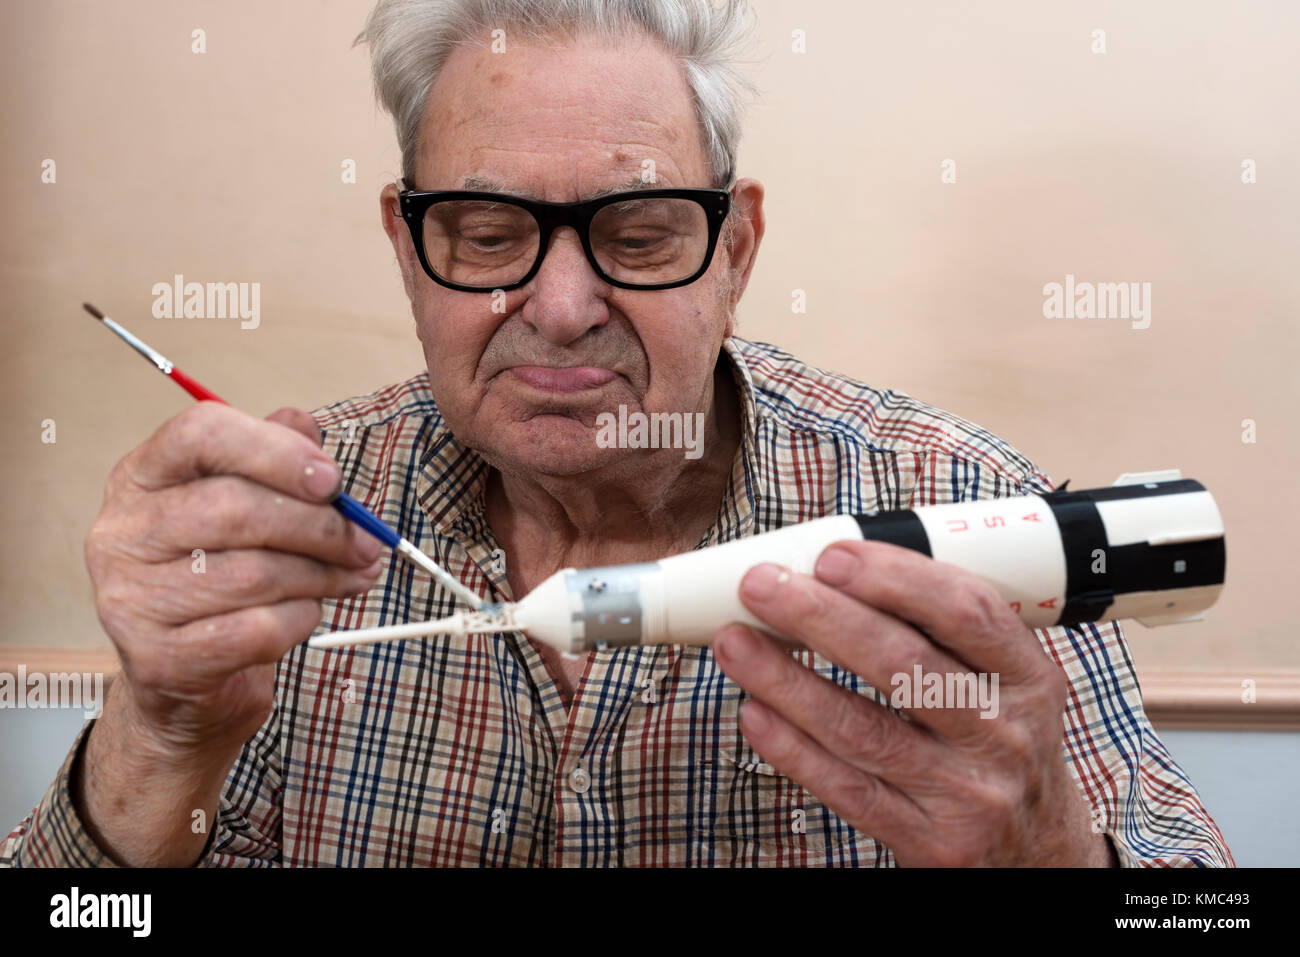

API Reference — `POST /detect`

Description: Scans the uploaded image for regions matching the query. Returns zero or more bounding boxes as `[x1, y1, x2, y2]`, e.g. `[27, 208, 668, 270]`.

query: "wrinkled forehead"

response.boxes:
[413, 29, 713, 198]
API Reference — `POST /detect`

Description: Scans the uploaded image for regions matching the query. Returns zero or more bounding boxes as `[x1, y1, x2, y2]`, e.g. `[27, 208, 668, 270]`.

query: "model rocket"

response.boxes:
[308, 470, 1226, 653]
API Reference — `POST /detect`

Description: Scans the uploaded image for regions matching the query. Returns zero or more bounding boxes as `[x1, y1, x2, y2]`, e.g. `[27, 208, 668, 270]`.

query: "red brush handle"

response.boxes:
[167, 367, 228, 404]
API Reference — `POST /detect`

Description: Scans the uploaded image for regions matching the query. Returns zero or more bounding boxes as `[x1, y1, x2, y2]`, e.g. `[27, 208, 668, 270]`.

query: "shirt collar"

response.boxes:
[415, 336, 765, 545]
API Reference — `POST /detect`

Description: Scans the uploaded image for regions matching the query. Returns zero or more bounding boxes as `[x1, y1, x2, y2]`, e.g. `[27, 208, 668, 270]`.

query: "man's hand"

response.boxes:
[712, 540, 1116, 867]
[86, 403, 383, 754]
[76, 403, 384, 865]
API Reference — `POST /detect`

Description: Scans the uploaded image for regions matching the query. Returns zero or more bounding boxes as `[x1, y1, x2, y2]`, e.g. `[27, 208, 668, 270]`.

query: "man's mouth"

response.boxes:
[506, 365, 619, 394]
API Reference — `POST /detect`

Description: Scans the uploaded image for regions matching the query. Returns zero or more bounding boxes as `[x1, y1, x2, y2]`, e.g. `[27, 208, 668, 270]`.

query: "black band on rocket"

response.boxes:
[854, 510, 933, 557]
[1042, 481, 1225, 627]
[1105, 538, 1226, 592]
[1044, 495, 1113, 624]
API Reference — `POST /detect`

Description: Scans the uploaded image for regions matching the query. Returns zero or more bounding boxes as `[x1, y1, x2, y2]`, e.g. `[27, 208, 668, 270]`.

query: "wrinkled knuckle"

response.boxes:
[95, 579, 126, 614]
[759, 654, 804, 704]
[319, 513, 353, 554]
[826, 694, 867, 746]
[224, 552, 278, 602]
[245, 600, 320, 648]
[221, 606, 282, 662]
[968, 777, 1017, 825]
[83, 518, 116, 571]
[795, 582, 836, 634]
[189, 399, 229, 430]
[94, 582, 134, 637]
[836, 699, 900, 765]
[103, 456, 134, 499]
[164, 404, 210, 449]
[993, 781, 1023, 823]
[754, 663, 792, 703]
[243, 605, 282, 644]
[204, 476, 252, 534]
[841, 773, 884, 827]
[954, 580, 1002, 634]
[996, 719, 1038, 766]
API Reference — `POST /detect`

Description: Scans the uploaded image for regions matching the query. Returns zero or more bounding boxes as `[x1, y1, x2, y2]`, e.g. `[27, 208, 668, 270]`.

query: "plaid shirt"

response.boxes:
[3, 337, 1233, 867]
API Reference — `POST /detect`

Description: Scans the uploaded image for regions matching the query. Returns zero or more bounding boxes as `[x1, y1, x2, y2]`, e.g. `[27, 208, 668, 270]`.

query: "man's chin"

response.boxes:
[473, 416, 627, 478]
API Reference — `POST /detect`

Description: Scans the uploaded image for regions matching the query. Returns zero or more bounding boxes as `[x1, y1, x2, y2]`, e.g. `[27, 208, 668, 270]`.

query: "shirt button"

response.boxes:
[567, 760, 591, 794]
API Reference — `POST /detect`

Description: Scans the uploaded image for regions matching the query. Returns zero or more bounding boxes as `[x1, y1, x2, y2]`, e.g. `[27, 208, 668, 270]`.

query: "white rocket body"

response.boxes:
[512, 471, 1226, 654]
[309, 471, 1225, 654]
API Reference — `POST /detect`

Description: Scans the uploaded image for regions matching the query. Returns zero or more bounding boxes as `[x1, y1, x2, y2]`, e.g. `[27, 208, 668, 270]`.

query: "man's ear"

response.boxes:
[380, 182, 418, 302]
[723, 177, 766, 317]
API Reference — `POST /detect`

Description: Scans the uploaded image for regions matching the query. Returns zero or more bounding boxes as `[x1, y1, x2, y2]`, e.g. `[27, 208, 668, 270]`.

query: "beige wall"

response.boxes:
[2, 0, 1296, 678]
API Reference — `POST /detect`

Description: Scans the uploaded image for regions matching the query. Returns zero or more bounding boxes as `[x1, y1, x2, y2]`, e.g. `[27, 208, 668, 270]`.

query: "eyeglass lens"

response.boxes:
[421, 197, 710, 288]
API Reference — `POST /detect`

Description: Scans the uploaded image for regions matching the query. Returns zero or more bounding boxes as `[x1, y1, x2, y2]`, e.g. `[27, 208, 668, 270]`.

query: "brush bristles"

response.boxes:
[83, 302, 106, 320]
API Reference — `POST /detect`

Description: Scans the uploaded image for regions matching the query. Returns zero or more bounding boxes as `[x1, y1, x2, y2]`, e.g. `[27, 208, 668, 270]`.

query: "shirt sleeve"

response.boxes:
[1005, 467, 1234, 866]
[1035, 619, 1234, 867]
[1, 702, 285, 868]
[206, 700, 284, 867]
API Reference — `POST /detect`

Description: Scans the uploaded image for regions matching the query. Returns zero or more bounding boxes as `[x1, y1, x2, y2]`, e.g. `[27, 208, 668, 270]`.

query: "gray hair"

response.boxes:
[355, 0, 760, 190]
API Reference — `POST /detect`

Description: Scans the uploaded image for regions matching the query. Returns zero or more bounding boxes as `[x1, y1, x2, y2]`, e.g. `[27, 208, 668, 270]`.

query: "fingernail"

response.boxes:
[303, 459, 340, 499]
[740, 563, 790, 599]
[715, 624, 756, 660]
[815, 546, 858, 586]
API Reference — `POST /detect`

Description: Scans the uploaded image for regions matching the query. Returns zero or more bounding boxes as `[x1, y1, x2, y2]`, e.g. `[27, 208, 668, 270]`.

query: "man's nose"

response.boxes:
[521, 227, 609, 346]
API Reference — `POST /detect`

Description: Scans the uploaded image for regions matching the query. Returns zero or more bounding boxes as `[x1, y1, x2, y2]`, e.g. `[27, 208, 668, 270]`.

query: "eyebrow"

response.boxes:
[460, 175, 664, 200]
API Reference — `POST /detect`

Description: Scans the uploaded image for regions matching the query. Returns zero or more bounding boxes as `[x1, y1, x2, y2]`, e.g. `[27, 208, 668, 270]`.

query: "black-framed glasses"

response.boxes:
[396, 181, 731, 292]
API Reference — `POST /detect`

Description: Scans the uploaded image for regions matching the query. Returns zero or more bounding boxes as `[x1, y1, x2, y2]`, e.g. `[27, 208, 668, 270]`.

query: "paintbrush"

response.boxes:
[83, 302, 487, 612]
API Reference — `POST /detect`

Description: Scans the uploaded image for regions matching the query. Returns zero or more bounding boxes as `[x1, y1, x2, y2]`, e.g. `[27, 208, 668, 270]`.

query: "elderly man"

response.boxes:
[4, 0, 1230, 867]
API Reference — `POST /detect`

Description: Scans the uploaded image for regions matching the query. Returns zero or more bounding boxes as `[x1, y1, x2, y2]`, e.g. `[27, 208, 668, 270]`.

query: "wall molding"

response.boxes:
[1, 647, 1297, 731]
[1140, 669, 1300, 730]
[0, 646, 121, 681]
